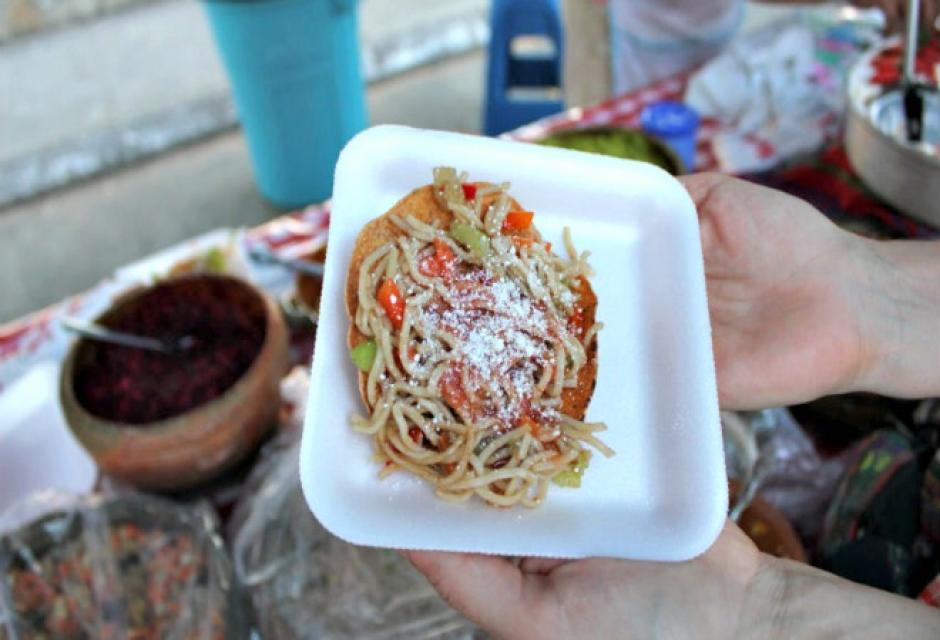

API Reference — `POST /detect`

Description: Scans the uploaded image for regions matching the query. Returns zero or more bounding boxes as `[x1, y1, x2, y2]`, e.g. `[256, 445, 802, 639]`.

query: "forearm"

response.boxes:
[851, 239, 940, 398]
[736, 555, 940, 639]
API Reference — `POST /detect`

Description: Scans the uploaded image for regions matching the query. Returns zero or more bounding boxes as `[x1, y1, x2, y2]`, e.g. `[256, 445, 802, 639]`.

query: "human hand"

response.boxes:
[851, 0, 940, 33]
[406, 519, 940, 639]
[403, 176, 940, 640]
[404, 522, 767, 640]
[681, 173, 940, 407]
[679, 174, 872, 410]
[402, 176, 940, 640]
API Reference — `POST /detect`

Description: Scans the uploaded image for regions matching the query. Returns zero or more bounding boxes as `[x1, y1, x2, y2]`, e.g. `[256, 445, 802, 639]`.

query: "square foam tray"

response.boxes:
[300, 125, 726, 560]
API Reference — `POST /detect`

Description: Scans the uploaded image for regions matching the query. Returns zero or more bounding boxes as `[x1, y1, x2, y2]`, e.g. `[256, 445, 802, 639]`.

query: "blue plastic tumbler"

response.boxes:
[203, 0, 367, 208]
[639, 101, 700, 173]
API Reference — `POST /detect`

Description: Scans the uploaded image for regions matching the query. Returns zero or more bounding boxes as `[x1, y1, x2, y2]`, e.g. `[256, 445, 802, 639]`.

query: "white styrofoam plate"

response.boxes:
[0, 362, 97, 525]
[300, 125, 725, 560]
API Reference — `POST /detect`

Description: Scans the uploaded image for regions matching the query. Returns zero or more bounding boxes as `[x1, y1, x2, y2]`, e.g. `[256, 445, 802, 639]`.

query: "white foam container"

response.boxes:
[0, 362, 97, 519]
[300, 125, 726, 561]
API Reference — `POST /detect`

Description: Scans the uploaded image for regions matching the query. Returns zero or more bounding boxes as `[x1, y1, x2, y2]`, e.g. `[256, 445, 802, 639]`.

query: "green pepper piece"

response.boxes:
[578, 450, 591, 468]
[203, 247, 227, 273]
[552, 470, 582, 488]
[449, 221, 490, 259]
[552, 451, 592, 488]
[350, 340, 377, 372]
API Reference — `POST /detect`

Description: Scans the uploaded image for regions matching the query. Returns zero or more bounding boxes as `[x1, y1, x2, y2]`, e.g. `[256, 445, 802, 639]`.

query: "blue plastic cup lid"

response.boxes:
[640, 101, 700, 137]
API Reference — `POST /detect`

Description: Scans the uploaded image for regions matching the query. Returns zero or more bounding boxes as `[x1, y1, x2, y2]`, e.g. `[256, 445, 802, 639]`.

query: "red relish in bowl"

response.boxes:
[73, 276, 267, 425]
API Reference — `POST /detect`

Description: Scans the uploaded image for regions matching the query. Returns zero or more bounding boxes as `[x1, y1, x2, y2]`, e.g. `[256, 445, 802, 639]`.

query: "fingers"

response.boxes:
[519, 556, 568, 575]
[874, 0, 938, 33]
[884, 0, 903, 33]
[913, 0, 940, 32]
[852, 0, 905, 33]
[848, 0, 939, 33]
[401, 550, 526, 633]
[925, 0, 940, 32]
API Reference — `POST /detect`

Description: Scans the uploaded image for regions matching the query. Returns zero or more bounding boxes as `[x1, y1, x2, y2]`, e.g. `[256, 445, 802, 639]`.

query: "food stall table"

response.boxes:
[2, 58, 938, 620]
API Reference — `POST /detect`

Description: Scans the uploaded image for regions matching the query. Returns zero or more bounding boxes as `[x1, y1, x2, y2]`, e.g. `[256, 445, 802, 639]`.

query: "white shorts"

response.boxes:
[609, 0, 744, 93]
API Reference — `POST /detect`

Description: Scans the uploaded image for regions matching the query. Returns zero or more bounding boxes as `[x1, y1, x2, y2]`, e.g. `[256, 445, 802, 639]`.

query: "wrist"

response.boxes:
[849, 238, 940, 398]
[737, 556, 940, 639]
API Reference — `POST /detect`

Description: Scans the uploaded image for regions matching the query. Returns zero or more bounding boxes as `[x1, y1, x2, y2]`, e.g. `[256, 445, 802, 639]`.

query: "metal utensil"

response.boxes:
[278, 290, 320, 326]
[722, 411, 766, 522]
[61, 317, 195, 354]
[247, 245, 325, 278]
[846, 38, 940, 226]
[903, 0, 925, 142]
[730, 458, 774, 523]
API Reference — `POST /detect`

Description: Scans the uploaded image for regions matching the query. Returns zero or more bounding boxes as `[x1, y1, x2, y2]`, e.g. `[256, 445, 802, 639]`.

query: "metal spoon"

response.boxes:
[61, 317, 195, 354]
[247, 245, 325, 278]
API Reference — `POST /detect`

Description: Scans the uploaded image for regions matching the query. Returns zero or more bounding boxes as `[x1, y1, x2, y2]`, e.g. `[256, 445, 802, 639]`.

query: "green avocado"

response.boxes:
[537, 128, 683, 175]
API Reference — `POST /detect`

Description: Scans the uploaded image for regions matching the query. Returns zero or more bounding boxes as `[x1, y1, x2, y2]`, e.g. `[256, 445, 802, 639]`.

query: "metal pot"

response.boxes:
[846, 90, 940, 226]
[845, 41, 940, 226]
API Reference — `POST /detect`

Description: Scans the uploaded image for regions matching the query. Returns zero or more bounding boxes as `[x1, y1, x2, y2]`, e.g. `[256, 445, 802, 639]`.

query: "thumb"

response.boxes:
[402, 549, 526, 634]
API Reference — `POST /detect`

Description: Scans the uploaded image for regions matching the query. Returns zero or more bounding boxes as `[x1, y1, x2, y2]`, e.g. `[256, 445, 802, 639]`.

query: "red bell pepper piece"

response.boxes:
[461, 182, 477, 201]
[418, 237, 457, 278]
[501, 210, 534, 233]
[377, 278, 405, 329]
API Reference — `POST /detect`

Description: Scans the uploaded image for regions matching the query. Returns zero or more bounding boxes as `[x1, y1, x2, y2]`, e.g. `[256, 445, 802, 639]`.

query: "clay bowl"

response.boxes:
[730, 481, 806, 562]
[60, 274, 288, 491]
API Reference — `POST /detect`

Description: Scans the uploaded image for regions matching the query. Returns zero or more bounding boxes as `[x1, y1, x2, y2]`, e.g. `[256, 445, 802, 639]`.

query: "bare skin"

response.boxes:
[403, 174, 940, 640]
[405, 523, 764, 640]
[687, 173, 872, 409]
[688, 173, 940, 406]
[765, 0, 940, 33]
[851, 0, 940, 33]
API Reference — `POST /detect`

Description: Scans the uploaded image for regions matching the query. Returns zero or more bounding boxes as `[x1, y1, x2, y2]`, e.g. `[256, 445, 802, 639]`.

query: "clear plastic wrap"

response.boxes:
[0, 493, 247, 640]
[229, 435, 482, 640]
[734, 408, 852, 546]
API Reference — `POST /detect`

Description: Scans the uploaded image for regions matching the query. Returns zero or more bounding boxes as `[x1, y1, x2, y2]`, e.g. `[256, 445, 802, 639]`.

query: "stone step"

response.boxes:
[0, 0, 488, 210]
[0, 50, 485, 322]
[1, 0, 155, 45]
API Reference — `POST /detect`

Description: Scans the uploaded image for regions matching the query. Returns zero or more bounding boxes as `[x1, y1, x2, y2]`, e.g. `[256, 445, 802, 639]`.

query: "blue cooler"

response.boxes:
[203, 0, 367, 208]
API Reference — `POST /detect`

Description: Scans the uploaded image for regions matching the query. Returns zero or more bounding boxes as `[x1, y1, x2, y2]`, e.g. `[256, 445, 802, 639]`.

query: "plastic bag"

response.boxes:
[737, 408, 851, 546]
[0, 493, 247, 640]
[229, 436, 482, 640]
